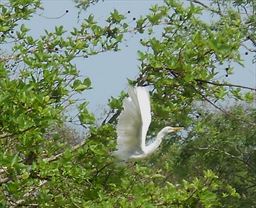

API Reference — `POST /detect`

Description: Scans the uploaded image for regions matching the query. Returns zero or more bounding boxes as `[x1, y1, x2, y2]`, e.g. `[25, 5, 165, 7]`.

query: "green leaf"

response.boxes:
[0, 25, 10, 32]
[55, 25, 65, 35]
[109, 9, 125, 23]
[244, 92, 254, 103]
[79, 108, 95, 125]
[11, 154, 19, 167]
[72, 78, 91, 92]
[20, 24, 29, 33]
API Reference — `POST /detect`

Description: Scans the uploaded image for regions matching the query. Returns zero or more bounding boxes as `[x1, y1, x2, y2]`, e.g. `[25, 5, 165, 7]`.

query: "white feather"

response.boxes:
[114, 86, 151, 160]
[114, 86, 182, 161]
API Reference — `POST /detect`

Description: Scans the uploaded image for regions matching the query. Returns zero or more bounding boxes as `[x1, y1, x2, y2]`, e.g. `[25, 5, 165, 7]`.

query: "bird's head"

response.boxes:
[156, 126, 183, 142]
[161, 126, 183, 134]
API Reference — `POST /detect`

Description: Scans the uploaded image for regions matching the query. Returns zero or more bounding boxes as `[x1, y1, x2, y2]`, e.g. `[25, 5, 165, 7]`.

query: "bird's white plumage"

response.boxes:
[114, 86, 182, 161]
[114, 86, 151, 160]
[135, 87, 151, 150]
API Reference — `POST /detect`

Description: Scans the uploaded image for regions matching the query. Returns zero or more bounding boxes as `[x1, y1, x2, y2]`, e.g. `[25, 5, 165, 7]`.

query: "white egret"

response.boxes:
[114, 86, 182, 161]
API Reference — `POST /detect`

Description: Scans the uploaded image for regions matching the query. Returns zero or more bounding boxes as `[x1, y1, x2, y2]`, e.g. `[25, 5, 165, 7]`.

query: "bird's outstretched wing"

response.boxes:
[114, 86, 152, 160]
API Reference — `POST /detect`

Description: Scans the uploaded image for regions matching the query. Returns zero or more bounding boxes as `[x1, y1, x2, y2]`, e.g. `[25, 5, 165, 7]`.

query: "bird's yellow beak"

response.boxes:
[170, 127, 183, 132]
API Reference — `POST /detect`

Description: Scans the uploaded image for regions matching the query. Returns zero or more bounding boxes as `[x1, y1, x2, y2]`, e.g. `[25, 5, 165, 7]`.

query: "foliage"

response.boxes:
[173, 106, 256, 207]
[0, 0, 255, 207]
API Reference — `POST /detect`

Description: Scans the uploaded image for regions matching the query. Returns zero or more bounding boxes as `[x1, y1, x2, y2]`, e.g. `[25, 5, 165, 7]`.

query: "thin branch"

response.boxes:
[1, 139, 88, 184]
[245, 183, 256, 190]
[199, 91, 227, 113]
[101, 109, 114, 125]
[198, 147, 254, 170]
[190, 0, 222, 15]
[13, 180, 47, 207]
[192, 82, 256, 126]
[195, 79, 256, 91]
[0, 125, 37, 139]
[0, 177, 11, 185]
[191, 84, 228, 114]
[43, 139, 86, 163]
[93, 162, 113, 179]
[241, 43, 256, 53]
[247, 35, 256, 47]
[106, 109, 121, 124]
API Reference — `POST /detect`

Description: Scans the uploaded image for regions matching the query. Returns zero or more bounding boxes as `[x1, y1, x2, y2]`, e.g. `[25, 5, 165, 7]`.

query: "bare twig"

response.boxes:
[101, 109, 114, 125]
[192, 82, 256, 126]
[241, 43, 256, 53]
[0, 125, 37, 139]
[198, 147, 254, 170]
[0, 176, 11, 185]
[191, 84, 228, 114]
[199, 92, 227, 113]
[43, 139, 86, 162]
[195, 79, 256, 91]
[13, 180, 47, 207]
[190, 0, 222, 15]
[247, 35, 256, 47]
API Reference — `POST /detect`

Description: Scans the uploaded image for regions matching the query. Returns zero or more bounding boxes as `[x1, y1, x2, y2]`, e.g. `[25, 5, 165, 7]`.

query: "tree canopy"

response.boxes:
[0, 0, 255, 207]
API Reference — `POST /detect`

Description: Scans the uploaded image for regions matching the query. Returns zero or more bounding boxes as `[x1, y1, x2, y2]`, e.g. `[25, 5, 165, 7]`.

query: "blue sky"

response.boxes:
[27, 0, 255, 118]
[28, 0, 159, 118]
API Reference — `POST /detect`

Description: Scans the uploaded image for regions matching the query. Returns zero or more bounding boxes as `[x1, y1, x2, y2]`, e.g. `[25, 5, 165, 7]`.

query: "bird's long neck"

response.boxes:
[144, 127, 168, 155]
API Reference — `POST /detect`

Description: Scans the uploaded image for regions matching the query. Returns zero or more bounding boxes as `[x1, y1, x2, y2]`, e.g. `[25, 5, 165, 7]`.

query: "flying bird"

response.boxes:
[114, 86, 182, 161]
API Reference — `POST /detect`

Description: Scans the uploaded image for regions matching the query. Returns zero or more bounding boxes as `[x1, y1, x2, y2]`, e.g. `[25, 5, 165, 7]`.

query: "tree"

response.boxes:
[172, 105, 256, 207]
[0, 0, 255, 206]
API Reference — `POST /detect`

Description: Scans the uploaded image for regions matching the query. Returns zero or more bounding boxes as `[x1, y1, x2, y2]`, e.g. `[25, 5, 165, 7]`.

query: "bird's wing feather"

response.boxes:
[136, 87, 152, 150]
[115, 86, 151, 160]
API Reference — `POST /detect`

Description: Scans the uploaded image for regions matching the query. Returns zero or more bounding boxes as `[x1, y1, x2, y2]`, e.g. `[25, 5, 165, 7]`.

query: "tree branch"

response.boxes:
[247, 35, 256, 47]
[0, 125, 38, 139]
[195, 79, 256, 91]
[12, 180, 47, 207]
[0, 176, 11, 185]
[43, 139, 86, 163]
[190, 0, 222, 15]
[190, 83, 228, 114]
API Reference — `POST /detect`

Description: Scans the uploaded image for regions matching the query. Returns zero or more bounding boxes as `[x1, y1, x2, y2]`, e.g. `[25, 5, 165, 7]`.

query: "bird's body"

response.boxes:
[114, 86, 182, 161]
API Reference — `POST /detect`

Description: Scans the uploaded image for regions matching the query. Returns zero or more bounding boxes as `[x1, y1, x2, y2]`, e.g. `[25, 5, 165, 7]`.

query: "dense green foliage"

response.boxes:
[0, 0, 255, 207]
[176, 106, 256, 207]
